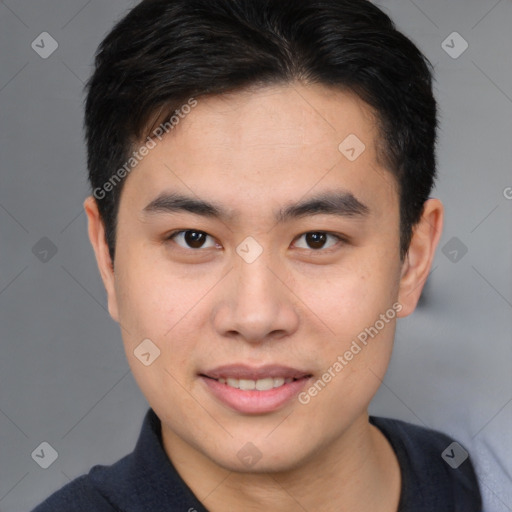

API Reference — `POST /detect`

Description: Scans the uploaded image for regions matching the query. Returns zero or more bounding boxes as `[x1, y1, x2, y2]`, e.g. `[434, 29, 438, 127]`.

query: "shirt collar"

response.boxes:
[90, 408, 208, 511]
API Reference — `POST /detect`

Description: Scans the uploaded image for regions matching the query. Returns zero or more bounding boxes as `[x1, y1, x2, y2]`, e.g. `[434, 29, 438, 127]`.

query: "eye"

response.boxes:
[166, 230, 218, 250]
[293, 232, 344, 251]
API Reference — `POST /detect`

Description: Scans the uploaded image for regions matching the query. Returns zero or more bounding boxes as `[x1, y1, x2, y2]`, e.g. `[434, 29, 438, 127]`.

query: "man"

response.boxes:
[32, 0, 482, 510]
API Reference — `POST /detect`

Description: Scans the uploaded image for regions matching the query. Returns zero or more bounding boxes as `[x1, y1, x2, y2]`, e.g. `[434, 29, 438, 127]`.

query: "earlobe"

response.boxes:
[397, 198, 444, 317]
[83, 196, 120, 322]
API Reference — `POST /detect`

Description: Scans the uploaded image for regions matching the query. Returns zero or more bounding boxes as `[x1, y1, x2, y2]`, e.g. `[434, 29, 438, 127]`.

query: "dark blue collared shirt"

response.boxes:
[31, 408, 482, 511]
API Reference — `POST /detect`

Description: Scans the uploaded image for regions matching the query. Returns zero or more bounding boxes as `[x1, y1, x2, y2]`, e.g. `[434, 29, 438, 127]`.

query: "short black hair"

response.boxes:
[84, 0, 438, 262]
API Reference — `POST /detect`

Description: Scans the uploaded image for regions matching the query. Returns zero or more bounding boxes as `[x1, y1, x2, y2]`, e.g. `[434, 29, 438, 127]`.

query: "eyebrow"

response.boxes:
[142, 190, 370, 223]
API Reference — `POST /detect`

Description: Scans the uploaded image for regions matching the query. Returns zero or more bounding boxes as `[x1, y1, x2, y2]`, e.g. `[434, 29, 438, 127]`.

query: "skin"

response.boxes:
[85, 82, 443, 512]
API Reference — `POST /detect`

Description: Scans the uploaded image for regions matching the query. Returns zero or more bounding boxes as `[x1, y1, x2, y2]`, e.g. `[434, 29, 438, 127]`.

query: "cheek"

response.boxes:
[299, 253, 400, 382]
[301, 260, 397, 335]
[113, 253, 217, 370]
[115, 249, 180, 327]
[115, 263, 201, 406]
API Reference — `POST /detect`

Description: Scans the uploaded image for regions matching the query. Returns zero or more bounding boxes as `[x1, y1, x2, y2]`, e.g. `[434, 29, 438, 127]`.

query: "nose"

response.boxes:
[211, 249, 300, 345]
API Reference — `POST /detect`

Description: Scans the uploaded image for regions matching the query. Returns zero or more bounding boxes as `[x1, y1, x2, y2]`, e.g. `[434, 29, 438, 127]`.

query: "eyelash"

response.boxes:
[164, 229, 348, 253]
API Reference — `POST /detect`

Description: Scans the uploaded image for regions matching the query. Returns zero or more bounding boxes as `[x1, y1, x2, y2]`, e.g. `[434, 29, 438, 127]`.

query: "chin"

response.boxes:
[202, 432, 318, 475]
[215, 449, 308, 475]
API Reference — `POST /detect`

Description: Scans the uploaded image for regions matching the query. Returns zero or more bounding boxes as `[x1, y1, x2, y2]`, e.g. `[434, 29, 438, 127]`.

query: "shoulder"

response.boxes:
[30, 473, 117, 512]
[31, 449, 140, 512]
[30, 408, 204, 512]
[370, 416, 482, 511]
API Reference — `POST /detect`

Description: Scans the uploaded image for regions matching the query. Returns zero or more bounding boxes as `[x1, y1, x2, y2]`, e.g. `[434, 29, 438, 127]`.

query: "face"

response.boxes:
[86, 83, 441, 474]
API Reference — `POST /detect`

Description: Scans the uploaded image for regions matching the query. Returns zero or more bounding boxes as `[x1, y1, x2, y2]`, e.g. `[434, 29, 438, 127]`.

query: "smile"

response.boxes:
[200, 365, 312, 414]
[215, 376, 295, 390]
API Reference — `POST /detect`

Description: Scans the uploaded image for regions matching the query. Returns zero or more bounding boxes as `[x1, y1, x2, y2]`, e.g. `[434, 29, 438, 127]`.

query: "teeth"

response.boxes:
[227, 378, 239, 388]
[273, 377, 285, 387]
[239, 379, 256, 390]
[256, 377, 274, 390]
[217, 377, 297, 390]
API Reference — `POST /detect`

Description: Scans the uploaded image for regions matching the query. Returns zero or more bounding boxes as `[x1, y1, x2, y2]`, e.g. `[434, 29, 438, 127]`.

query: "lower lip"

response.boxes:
[201, 376, 311, 414]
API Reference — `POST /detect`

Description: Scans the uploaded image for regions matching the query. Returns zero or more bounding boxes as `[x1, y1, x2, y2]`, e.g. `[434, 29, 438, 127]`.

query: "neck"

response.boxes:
[162, 412, 401, 512]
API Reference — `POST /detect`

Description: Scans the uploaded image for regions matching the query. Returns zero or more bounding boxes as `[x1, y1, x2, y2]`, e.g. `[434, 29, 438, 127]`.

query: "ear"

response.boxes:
[83, 196, 120, 322]
[397, 198, 444, 317]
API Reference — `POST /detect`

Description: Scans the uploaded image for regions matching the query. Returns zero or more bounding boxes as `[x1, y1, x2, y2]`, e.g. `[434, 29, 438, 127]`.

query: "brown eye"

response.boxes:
[184, 231, 206, 248]
[168, 230, 217, 249]
[306, 232, 327, 249]
[294, 232, 342, 251]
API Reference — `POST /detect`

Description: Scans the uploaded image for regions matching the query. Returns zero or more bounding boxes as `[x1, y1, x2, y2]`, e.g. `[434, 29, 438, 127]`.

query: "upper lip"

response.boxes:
[201, 364, 312, 381]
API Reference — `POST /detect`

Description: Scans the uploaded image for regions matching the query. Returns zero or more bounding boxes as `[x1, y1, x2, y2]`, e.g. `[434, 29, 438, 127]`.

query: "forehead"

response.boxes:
[178, 83, 379, 154]
[122, 83, 397, 219]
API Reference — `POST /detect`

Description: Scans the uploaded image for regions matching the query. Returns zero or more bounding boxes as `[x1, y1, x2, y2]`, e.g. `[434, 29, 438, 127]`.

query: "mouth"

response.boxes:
[199, 364, 312, 414]
[207, 376, 298, 390]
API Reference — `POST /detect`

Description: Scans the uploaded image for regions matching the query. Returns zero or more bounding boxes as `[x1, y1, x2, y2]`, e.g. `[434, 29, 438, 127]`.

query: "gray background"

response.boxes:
[0, 0, 511, 510]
